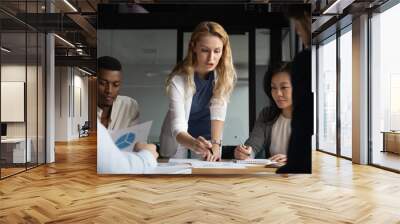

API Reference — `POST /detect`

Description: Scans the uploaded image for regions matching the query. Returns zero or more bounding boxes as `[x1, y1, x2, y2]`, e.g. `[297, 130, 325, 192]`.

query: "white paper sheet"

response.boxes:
[168, 158, 203, 164]
[190, 161, 246, 169]
[169, 159, 248, 169]
[109, 121, 152, 152]
[235, 159, 277, 165]
[143, 163, 192, 174]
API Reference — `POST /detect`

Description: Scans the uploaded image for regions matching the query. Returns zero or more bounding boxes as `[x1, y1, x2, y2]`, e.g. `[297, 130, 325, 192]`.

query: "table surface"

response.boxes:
[381, 131, 400, 134]
[1, 138, 27, 143]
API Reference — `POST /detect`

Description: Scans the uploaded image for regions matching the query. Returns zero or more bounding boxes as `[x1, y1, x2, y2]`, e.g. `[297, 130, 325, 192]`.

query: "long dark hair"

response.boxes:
[263, 62, 292, 123]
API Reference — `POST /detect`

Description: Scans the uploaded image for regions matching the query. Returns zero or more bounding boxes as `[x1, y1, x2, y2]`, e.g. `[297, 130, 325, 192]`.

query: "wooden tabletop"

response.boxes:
[2, 135, 400, 223]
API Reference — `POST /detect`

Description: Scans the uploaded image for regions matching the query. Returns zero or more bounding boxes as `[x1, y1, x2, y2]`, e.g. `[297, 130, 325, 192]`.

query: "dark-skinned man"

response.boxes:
[96, 56, 158, 167]
[97, 56, 140, 130]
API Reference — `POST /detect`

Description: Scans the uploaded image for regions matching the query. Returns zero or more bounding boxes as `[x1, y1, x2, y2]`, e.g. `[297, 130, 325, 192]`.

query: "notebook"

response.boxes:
[234, 159, 277, 165]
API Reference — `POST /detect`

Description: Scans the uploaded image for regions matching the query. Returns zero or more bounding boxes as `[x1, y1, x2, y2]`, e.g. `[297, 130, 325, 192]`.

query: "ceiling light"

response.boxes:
[323, 0, 354, 15]
[130, 4, 148, 13]
[1, 47, 11, 53]
[78, 67, 93, 76]
[323, 0, 341, 14]
[63, 0, 78, 12]
[123, 4, 148, 13]
[54, 34, 75, 48]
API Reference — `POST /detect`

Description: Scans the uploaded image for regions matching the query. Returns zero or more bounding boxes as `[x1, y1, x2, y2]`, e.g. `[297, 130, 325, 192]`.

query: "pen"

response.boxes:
[234, 136, 250, 156]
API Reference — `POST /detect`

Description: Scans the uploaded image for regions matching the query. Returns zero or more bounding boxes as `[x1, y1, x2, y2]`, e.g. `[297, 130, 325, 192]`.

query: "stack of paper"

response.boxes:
[191, 161, 246, 169]
[144, 163, 192, 174]
[235, 159, 277, 165]
[168, 159, 203, 164]
[168, 159, 247, 169]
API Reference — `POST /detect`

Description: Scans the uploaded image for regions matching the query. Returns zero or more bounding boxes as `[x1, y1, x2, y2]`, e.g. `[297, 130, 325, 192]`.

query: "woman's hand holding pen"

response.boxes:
[234, 145, 252, 160]
[190, 136, 212, 157]
[189, 136, 221, 162]
[203, 143, 221, 162]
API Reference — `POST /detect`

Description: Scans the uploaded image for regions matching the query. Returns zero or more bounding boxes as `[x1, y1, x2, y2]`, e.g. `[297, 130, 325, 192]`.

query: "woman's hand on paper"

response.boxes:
[190, 136, 212, 156]
[203, 144, 221, 162]
[269, 154, 286, 164]
[234, 145, 252, 160]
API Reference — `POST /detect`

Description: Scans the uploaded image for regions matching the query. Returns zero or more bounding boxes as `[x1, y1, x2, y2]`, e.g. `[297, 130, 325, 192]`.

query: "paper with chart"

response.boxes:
[109, 121, 152, 152]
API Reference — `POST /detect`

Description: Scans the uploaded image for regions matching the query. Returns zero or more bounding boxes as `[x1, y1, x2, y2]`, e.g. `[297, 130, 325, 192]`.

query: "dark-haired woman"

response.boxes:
[234, 62, 292, 164]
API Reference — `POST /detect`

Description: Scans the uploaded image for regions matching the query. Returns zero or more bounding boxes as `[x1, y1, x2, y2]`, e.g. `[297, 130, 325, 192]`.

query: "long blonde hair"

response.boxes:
[166, 21, 237, 101]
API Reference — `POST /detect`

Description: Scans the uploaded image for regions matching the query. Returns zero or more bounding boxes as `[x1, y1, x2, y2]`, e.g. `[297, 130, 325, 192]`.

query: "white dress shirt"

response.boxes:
[97, 95, 139, 131]
[97, 120, 157, 174]
[269, 115, 292, 156]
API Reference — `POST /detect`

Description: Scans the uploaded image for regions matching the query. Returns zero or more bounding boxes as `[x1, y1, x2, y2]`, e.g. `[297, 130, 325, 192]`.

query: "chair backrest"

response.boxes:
[82, 121, 90, 130]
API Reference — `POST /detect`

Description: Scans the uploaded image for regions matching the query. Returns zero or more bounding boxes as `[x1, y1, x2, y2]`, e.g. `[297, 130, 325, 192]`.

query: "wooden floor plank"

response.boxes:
[0, 134, 399, 223]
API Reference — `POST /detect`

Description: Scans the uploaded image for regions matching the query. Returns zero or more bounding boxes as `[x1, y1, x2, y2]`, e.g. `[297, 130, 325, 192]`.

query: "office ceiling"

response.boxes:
[1, 0, 296, 72]
[1, 0, 389, 72]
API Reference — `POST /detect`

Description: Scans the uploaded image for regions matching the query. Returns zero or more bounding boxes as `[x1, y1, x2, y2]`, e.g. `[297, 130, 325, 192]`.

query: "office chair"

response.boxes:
[79, 121, 90, 138]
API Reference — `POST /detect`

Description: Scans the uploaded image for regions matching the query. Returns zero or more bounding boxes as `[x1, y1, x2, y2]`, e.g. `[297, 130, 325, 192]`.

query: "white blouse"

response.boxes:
[269, 114, 292, 156]
[159, 73, 228, 158]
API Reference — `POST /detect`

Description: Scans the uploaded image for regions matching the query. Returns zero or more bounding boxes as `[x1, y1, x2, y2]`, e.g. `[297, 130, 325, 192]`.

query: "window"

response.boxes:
[317, 35, 337, 154]
[370, 2, 400, 171]
[339, 27, 352, 158]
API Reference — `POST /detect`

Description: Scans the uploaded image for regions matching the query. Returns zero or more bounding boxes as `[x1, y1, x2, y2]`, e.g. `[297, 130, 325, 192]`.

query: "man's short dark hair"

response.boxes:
[98, 56, 122, 71]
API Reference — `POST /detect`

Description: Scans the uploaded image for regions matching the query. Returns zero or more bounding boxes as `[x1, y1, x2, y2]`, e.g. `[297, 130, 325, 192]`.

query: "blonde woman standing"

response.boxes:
[160, 21, 236, 162]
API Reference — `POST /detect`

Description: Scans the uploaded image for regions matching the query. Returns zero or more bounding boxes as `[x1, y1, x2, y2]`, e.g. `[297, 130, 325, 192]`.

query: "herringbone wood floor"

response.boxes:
[1, 135, 400, 223]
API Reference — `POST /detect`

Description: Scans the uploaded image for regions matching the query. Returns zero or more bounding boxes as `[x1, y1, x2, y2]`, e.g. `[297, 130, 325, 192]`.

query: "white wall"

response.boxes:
[54, 67, 89, 141]
[1, 65, 39, 137]
[55, 66, 68, 141]
[1, 64, 46, 163]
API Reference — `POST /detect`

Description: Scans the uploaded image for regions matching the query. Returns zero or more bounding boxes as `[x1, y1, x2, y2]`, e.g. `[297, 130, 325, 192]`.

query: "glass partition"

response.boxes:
[0, 1, 46, 179]
[1, 31, 28, 177]
[317, 35, 337, 155]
